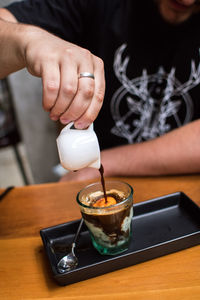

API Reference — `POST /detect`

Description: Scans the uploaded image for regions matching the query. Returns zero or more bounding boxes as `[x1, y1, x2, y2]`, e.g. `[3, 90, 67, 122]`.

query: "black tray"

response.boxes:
[40, 192, 200, 286]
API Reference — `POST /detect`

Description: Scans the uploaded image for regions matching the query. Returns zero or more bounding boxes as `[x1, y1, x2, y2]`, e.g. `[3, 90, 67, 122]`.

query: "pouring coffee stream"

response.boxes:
[99, 164, 108, 203]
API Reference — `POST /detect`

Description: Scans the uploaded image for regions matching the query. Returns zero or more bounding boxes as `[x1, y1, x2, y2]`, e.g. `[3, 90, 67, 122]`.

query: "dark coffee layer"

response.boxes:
[81, 204, 132, 245]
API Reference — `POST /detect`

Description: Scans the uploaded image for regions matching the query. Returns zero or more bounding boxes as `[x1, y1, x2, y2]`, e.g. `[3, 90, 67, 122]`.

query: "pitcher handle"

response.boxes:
[61, 122, 93, 133]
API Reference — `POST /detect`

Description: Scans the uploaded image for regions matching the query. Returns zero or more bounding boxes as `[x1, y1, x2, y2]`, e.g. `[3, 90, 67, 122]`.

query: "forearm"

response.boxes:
[0, 9, 26, 77]
[101, 120, 200, 176]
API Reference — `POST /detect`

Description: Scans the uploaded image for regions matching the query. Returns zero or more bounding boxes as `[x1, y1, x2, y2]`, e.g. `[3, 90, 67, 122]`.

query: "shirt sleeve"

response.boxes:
[5, 0, 90, 43]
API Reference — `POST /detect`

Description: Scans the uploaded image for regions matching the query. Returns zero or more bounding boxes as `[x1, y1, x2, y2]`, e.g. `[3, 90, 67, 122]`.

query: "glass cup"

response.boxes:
[76, 180, 133, 255]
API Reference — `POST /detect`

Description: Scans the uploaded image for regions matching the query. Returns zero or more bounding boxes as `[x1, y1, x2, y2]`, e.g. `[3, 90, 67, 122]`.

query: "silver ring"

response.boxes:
[79, 72, 95, 79]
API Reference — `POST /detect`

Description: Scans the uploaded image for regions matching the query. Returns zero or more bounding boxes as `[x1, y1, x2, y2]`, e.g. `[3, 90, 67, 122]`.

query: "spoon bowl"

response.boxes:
[57, 219, 83, 273]
[57, 244, 78, 273]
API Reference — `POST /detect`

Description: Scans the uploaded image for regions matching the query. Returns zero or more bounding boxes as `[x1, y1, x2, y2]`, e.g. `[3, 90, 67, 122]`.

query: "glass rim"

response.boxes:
[76, 180, 134, 210]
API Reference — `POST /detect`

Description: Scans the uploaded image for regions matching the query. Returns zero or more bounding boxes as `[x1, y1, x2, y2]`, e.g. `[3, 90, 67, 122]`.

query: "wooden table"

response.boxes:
[0, 175, 200, 299]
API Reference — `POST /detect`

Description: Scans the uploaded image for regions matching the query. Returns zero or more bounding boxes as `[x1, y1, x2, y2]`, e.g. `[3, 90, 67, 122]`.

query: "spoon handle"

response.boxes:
[71, 218, 84, 255]
[73, 218, 84, 244]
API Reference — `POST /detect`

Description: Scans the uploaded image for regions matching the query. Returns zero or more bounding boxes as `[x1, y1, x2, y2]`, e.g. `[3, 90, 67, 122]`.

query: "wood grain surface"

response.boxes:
[0, 175, 200, 299]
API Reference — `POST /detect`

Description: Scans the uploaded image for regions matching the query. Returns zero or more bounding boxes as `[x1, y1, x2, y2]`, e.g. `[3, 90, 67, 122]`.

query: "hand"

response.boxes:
[0, 11, 105, 128]
[59, 167, 100, 182]
[21, 26, 105, 128]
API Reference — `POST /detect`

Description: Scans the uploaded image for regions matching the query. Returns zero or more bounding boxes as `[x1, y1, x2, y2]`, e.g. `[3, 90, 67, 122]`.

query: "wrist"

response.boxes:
[10, 22, 46, 71]
[0, 19, 27, 71]
[15, 24, 40, 67]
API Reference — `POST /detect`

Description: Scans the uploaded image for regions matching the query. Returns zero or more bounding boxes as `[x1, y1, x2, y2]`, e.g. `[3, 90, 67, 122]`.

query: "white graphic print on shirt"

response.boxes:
[111, 44, 200, 143]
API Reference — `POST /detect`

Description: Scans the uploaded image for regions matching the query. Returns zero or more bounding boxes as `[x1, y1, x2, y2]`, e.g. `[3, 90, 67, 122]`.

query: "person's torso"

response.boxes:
[6, 0, 200, 150]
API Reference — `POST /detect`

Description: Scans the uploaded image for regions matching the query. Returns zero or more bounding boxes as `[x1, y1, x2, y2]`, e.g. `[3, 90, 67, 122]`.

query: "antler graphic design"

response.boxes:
[113, 44, 149, 101]
[111, 44, 196, 143]
[172, 55, 200, 96]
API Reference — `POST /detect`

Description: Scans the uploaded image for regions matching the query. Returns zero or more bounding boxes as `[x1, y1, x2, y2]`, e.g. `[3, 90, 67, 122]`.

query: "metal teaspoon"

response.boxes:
[57, 218, 84, 273]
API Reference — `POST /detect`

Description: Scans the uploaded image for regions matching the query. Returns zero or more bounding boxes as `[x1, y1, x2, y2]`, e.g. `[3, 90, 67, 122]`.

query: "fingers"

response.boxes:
[42, 63, 60, 112]
[60, 76, 95, 126]
[59, 49, 95, 125]
[74, 55, 105, 129]
[49, 57, 78, 121]
[42, 46, 105, 127]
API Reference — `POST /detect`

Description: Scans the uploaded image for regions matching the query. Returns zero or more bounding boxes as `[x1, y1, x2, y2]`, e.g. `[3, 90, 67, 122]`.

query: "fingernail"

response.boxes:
[60, 119, 71, 124]
[75, 122, 88, 129]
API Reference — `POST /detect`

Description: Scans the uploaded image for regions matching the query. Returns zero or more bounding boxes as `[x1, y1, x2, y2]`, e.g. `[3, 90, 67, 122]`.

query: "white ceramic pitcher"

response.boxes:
[56, 122, 101, 171]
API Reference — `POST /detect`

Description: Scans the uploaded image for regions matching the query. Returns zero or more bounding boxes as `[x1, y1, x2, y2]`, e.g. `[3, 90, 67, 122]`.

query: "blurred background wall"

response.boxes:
[0, 0, 60, 186]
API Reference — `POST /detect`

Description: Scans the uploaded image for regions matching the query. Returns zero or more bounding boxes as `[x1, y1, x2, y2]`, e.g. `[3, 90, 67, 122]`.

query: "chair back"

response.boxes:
[0, 78, 21, 148]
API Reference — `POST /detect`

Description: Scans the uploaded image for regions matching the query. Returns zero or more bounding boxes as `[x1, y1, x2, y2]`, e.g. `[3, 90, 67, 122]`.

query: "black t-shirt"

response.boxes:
[6, 0, 200, 150]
